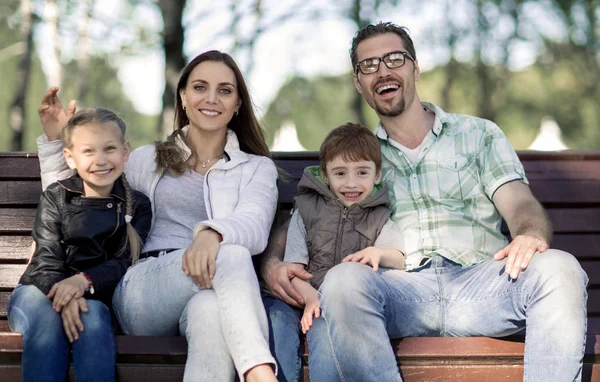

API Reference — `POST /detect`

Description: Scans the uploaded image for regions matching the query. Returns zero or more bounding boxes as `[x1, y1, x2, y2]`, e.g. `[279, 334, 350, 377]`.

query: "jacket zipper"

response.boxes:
[101, 202, 121, 261]
[205, 169, 214, 219]
[333, 206, 348, 263]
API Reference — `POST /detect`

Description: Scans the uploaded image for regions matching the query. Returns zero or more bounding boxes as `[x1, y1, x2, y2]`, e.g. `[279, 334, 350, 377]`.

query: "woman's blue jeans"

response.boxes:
[8, 284, 115, 382]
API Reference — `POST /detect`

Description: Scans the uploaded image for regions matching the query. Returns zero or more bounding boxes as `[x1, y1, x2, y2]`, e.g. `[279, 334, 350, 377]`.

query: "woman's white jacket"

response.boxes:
[37, 128, 279, 255]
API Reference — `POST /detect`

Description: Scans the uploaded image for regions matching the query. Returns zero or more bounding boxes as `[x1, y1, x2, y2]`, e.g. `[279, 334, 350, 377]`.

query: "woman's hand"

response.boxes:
[38, 87, 76, 141]
[342, 247, 383, 271]
[182, 229, 222, 289]
[61, 297, 88, 343]
[47, 274, 89, 312]
[301, 291, 320, 334]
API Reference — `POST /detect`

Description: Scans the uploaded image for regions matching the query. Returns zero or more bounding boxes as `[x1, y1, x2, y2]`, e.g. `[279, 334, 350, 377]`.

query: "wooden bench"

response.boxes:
[0, 151, 599, 381]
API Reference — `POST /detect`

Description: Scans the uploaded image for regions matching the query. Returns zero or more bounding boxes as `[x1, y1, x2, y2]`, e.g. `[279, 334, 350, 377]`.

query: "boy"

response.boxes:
[283, 122, 405, 333]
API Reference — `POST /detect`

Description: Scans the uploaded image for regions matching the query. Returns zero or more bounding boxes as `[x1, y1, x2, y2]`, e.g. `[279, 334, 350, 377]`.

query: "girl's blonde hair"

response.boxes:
[61, 108, 143, 263]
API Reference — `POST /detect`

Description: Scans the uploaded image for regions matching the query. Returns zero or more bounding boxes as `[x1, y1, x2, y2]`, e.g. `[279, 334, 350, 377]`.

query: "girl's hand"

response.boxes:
[301, 293, 320, 334]
[47, 274, 89, 312]
[342, 247, 382, 271]
[61, 297, 88, 343]
[38, 87, 76, 141]
[182, 229, 222, 289]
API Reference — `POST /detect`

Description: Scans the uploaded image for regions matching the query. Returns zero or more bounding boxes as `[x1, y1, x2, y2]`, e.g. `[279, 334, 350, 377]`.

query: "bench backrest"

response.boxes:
[0, 152, 599, 328]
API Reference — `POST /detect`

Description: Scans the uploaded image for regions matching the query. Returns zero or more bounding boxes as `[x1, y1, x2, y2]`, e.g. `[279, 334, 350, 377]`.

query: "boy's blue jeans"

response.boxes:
[263, 294, 303, 382]
[8, 284, 115, 382]
[267, 250, 588, 382]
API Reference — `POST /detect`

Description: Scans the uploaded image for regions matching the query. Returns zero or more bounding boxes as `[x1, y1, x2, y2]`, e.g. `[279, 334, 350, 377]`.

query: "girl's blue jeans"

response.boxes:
[8, 284, 115, 382]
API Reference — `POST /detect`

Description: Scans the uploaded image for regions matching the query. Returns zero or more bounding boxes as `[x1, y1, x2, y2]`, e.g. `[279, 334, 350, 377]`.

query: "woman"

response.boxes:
[36, 51, 278, 382]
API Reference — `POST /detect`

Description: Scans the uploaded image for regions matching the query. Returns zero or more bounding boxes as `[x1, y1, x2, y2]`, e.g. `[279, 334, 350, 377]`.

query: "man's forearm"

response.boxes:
[510, 200, 552, 244]
[259, 217, 291, 276]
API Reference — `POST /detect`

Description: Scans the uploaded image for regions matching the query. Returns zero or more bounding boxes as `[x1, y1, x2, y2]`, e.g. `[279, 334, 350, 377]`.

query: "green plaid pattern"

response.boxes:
[377, 103, 528, 270]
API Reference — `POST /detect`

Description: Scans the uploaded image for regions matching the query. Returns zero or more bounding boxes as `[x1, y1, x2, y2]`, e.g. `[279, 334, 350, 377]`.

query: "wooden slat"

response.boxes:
[0, 265, 25, 289]
[529, 180, 600, 204]
[523, 160, 600, 179]
[0, 181, 42, 205]
[587, 290, 600, 315]
[0, 154, 40, 179]
[0, 209, 36, 234]
[553, 234, 600, 258]
[546, 209, 600, 233]
[0, 236, 33, 262]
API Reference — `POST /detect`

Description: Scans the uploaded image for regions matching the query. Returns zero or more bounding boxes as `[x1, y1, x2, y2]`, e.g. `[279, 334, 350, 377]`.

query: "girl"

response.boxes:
[8, 109, 152, 382]
[36, 50, 279, 382]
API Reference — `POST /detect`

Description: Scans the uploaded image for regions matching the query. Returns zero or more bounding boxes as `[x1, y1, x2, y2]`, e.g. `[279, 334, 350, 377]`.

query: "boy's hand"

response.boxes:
[342, 247, 382, 271]
[61, 297, 88, 343]
[47, 274, 89, 312]
[301, 293, 320, 334]
[38, 87, 76, 141]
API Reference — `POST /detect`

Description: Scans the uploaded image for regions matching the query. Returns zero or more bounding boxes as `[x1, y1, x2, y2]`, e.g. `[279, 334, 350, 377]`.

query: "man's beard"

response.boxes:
[376, 97, 405, 117]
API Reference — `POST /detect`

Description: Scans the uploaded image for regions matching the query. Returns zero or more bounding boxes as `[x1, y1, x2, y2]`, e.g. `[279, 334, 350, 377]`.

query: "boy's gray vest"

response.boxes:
[295, 167, 391, 289]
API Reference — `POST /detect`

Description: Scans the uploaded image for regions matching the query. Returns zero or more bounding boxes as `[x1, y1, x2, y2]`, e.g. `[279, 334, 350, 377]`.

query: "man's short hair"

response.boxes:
[350, 22, 417, 68]
[320, 122, 382, 174]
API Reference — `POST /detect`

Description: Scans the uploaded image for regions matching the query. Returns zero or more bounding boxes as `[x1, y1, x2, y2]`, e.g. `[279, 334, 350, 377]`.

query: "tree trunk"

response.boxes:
[157, 0, 186, 137]
[9, 0, 35, 151]
[43, 0, 61, 88]
[75, 0, 94, 102]
[350, 0, 368, 126]
[475, 0, 495, 122]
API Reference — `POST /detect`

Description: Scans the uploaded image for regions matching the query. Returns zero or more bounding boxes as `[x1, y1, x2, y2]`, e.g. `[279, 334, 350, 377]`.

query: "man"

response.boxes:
[262, 22, 588, 382]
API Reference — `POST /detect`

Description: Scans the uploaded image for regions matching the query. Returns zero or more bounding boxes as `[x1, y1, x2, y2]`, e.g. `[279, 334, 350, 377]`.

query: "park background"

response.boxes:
[0, 0, 598, 153]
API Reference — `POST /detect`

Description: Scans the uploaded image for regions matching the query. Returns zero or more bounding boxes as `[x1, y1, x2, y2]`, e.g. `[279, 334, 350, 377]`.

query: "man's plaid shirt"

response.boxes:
[376, 102, 528, 270]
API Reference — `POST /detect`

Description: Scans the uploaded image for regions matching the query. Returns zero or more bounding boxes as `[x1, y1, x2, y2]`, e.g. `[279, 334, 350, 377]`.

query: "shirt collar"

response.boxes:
[57, 173, 126, 201]
[175, 126, 245, 163]
[375, 102, 451, 140]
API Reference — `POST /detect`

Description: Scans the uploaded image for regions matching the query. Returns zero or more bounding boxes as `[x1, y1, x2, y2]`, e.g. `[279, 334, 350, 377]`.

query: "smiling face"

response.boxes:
[353, 33, 420, 118]
[179, 60, 242, 133]
[323, 156, 381, 207]
[63, 123, 130, 198]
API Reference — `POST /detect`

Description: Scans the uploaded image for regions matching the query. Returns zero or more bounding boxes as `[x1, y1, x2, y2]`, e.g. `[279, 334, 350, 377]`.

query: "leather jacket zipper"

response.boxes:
[101, 202, 121, 261]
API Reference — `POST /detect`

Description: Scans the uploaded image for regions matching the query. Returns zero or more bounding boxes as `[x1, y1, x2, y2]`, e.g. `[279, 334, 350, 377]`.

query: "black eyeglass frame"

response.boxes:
[355, 51, 415, 75]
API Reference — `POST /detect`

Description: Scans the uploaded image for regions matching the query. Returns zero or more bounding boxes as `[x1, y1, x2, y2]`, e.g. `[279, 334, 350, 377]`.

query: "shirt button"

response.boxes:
[107, 203, 113, 208]
[412, 174, 417, 179]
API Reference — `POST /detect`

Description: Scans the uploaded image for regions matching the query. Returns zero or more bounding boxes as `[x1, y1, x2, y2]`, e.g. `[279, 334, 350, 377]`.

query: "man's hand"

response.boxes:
[494, 234, 548, 279]
[182, 229, 222, 289]
[301, 292, 320, 334]
[342, 247, 383, 271]
[38, 87, 76, 141]
[47, 274, 89, 312]
[264, 260, 312, 308]
[61, 297, 88, 343]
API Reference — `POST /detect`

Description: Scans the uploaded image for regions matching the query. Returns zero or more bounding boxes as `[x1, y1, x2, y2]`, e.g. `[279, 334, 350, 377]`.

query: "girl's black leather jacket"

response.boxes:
[18, 174, 152, 303]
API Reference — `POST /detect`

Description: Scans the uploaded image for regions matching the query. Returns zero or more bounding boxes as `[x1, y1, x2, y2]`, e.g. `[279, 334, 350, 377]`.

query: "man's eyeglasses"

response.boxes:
[355, 51, 415, 75]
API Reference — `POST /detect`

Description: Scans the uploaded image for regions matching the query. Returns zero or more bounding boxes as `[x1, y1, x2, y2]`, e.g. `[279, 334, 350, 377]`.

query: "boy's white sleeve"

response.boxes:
[283, 209, 309, 266]
[374, 219, 405, 254]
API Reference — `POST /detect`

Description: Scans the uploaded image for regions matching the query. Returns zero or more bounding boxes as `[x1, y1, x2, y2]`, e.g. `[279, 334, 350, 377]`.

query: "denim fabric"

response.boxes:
[112, 245, 275, 381]
[8, 284, 115, 382]
[263, 295, 303, 382]
[306, 250, 588, 382]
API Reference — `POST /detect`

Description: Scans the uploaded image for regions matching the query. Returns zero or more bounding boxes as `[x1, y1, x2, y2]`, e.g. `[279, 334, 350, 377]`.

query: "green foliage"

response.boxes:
[264, 58, 600, 150]
[0, 52, 159, 152]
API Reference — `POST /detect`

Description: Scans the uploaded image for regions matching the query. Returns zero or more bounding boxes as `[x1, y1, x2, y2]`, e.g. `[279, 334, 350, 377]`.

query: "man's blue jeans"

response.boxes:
[268, 250, 588, 382]
[8, 284, 115, 382]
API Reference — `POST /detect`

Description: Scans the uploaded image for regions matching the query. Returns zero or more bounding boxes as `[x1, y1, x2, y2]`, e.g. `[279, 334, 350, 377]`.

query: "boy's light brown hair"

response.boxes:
[319, 122, 382, 174]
